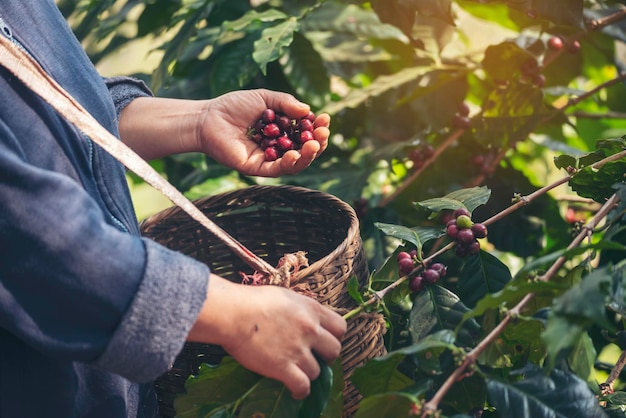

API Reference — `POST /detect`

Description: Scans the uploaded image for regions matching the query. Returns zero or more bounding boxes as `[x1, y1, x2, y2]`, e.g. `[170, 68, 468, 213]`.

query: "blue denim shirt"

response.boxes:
[0, 2, 210, 417]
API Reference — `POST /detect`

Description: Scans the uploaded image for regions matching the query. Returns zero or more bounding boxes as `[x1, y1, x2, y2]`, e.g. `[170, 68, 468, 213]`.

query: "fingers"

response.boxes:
[273, 114, 330, 175]
[283, 364, 314, 400]
[258, 89, 310, 119]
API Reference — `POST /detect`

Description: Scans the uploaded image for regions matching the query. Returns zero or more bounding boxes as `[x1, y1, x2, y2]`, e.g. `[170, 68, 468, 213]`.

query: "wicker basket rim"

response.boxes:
[140, 184, 362, 282]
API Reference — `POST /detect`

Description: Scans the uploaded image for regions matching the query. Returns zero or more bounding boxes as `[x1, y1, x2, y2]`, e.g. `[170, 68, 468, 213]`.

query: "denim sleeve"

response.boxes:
[0, 118, 210, 383]
[104, 76, 153, 121]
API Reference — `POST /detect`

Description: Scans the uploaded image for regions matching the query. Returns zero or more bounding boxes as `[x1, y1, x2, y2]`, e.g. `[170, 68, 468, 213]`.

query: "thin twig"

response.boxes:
[377, 129, 465, 208]
[601, 350, 626, 395]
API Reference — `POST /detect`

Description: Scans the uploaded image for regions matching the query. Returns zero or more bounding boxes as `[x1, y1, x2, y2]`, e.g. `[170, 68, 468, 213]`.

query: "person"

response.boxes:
[0, 2, 346, 417]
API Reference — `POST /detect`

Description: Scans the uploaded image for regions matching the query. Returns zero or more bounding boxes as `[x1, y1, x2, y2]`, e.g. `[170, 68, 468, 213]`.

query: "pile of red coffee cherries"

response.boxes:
[248, 108, 316, 161]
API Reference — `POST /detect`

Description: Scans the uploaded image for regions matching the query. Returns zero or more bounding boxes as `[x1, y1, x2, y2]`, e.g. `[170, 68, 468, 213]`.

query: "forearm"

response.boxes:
[118, 96, 206, 160]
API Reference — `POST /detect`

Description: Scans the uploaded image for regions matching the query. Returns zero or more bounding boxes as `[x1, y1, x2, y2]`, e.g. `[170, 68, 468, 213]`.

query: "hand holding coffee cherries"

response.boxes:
[198, 89, 330, 178]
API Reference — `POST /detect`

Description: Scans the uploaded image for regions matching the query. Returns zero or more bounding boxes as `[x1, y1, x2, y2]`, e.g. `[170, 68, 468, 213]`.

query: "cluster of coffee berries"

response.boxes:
[248, 108, 316, 161]
[446, 208, 487, 257]
[397, 250, 448, 292]
[408, 144, 435, 170]
[519, 57, 546, 88]
[452, 102, 471, 129]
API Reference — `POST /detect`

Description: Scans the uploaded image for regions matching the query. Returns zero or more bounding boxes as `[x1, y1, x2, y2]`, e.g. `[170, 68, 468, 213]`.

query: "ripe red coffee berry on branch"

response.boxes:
[547, 36, 563, 51]
[248, 108, 317, 161]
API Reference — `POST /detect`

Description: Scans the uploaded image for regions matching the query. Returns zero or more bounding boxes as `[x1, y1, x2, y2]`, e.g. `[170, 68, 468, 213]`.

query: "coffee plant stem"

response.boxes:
[420, 192, 620, 417]
[378, 129, 465, 208]
[602, 349, 626, 394]
[559, 72, 626, 111]
[588, 7, 626, 32]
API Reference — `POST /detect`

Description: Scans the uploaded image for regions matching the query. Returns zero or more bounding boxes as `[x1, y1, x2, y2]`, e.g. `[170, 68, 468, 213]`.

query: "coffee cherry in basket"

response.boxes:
[248, 108, 317, 161]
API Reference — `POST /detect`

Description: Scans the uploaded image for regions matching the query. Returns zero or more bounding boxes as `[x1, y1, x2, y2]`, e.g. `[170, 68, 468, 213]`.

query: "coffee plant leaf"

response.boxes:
[442, 372, 487, 415]
[353, 392, 418, 418]
[551, 267, 614, 330]
[601, 391, 626, 418]
[174, 359, 262, 417]
[413, 0, 454, 25]
[320, 360, 344, 418]
[370, 0, 417, 37]
[322, 66, 437, 115]
[466, 280, 567, 323]
[373, 223, 423, 260]
[220, 9, 288, 33]
[567, 332, 597, 386]
[253, 18, 299, 75]
[282, 32, 330, 110]
[416, 186, 491, 214]
[481, 41, 533, 83]
[553, 149, 605, 170]
[299, 359, 334, 418]
[238, 378, 302, 418]
[486, 364, 608, 418]
[152, 4, 213, 92]
[605, 262, 626, 317]
[569, 159, 626, 202]
[209, 34, 261, 95]
[350, 351, 416, 398]
[456, 250, 513, 308]
[410, 285, 481, 348]
[302, 3, 409, 43]
[347, 275, 365, 305]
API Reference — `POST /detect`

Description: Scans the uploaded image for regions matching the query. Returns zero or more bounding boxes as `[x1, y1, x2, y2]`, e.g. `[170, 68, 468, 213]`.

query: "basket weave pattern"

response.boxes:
[140, 185, 386, 417]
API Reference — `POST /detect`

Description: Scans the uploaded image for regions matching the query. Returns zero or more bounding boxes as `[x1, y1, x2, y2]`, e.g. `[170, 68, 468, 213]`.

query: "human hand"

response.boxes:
[197, 89, 330, 177]
[188, 274, 347, 399]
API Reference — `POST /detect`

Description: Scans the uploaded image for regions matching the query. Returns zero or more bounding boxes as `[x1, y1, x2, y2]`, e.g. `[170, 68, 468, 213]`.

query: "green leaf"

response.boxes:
[320, 360, 344, 418]
[466, 280, 567, 322]
[569, 160, 626, 202]
[302, 3, 409, 42]
[567, 332, 597, 386]
[353, 393, 418, 418]
[220, 9, 288, 33]
[456, 251, 513, 308]
[238, 378, 302, 418]
[282, 32, 330, 109]
[352, 331, 455, 398]
[209, 34, 261, 95]
[347, 275, 365, 305]
[300, 359, 333, 418]
[410, 286, 481, 348]
[602, 391, 626, 417]
[373, 223, 422, 260]
[253, 18, 299, 75]
[542, 267, 616, 369]
[416, 187, 491, 214]
[321, 66, 438, 115]
[174, 359, 262, 417]
[551, 267, 615, 330]
[152, 5, 214, 93]
[482, 42, 532, 82]
[487, 364, 607, 418]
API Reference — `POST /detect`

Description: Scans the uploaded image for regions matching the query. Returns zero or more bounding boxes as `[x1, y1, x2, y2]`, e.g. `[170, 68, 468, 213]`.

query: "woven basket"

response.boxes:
[139, 185, 386, 417]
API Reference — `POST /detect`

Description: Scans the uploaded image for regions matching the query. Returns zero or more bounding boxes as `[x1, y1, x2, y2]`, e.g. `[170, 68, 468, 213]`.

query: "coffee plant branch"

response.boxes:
[344, 149, 626, 322]
[377, 129, 465, 208]
[420, 192, 621, 417]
